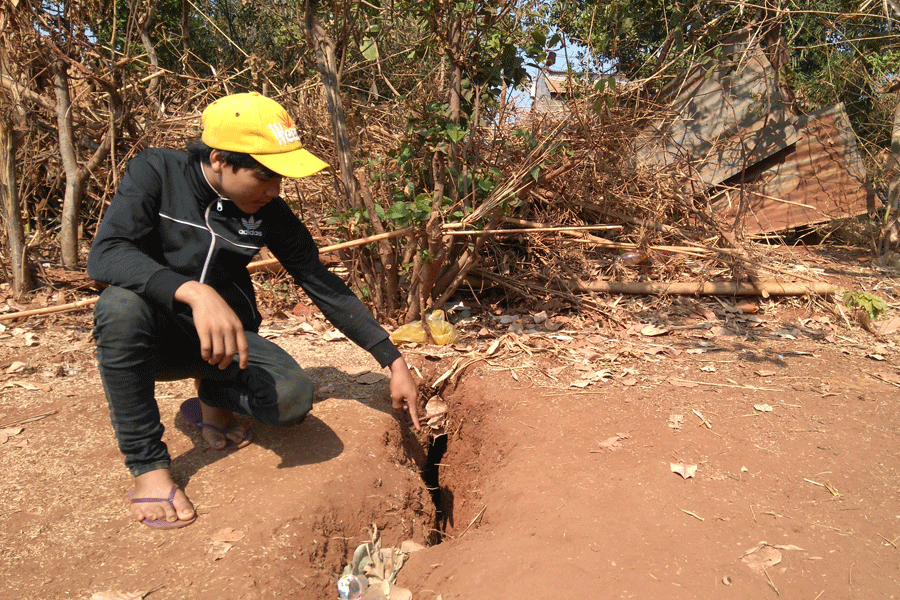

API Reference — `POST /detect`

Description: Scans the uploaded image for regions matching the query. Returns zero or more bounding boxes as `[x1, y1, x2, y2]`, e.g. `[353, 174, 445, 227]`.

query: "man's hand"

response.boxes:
[174, 281, 249, 370]
[389, 356, 420, 430]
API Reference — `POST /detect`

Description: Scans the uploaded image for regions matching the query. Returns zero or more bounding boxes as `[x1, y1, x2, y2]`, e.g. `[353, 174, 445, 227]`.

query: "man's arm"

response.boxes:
[87, 150, 193, 309]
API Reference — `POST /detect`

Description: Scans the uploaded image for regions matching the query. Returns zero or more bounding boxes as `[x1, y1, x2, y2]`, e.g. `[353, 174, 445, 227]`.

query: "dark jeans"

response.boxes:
[93, 286, 313, 476]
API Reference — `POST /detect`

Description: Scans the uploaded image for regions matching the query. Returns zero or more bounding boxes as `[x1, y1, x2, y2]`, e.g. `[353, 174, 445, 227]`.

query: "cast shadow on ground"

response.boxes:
[306, 365, 421, 444]
[169, 365, 414, 484]
[171, 413, 343, 483]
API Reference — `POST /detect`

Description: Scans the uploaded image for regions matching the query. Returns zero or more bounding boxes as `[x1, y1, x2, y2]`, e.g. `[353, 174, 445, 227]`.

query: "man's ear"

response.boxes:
[208, 149, 226, 173]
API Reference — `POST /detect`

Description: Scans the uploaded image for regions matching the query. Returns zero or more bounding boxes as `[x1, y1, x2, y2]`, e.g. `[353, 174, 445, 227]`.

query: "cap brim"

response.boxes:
[252, 148, 329, 178]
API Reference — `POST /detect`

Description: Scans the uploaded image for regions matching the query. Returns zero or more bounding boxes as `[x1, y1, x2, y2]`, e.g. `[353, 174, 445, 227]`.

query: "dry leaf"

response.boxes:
[740, 541, 802, 575]
[208, 541, 233, 560]
[5, 381, 48, 391]
[388, 585, 413, 600]
[742, 546, 782, 574]
[323, 329, 346, 341]
[642, 347, 668, 355]
[355, 372, 386, 385]
[570, 380, 592, 388]
[667, 414, 684, 430]
[619, 377, 638, 386]
[670, 463, 698, 479]
[641, 324, 669, 336]
[424, 397, 448, 419]
[598, 434, 628, 450]
[594, 369, 613, 382]
[754, 404, 774, 412]
[875, 317, 900, 336]
[755, 369, 776, 377]
[0, 427, 23, 444]
[399, 540, 425, 554]
[5, 361, 26, 374]
[867, 353, 886, 361]
[211, 527, 245, 543]
[700, 365, 716, 372]
[671, 379, 699, 388]
[686, 348, 706, 354]
[361, 585, 389, 600]
[91, 592, 149, 600]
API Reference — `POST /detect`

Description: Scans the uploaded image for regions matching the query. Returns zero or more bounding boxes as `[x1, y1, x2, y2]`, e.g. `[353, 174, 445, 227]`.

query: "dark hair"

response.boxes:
[186, 139, 280, 178]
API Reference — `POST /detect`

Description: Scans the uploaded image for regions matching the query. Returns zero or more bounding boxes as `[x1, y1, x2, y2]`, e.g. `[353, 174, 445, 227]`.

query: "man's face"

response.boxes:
[207, 151, 283, 214]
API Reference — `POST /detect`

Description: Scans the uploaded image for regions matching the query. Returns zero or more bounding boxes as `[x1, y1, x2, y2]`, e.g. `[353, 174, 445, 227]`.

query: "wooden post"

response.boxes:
[0, 115, 32, 298]
[304, 0, 357, 209]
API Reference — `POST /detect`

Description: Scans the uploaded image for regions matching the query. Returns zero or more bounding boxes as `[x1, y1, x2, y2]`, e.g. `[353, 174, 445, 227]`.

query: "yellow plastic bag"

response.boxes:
[426, 310, 459, 345]
[390, 310, 459, 345]
[390, 321, 428, 344]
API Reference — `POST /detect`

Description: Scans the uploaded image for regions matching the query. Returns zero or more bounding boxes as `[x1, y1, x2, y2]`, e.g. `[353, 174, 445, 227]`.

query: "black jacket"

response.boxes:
[87, 148, 400, 367]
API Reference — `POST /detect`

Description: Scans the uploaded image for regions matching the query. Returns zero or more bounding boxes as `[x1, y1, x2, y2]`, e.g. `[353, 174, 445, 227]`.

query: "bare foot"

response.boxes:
[198, 399, 252, 451]
[130, 469, 196, 527]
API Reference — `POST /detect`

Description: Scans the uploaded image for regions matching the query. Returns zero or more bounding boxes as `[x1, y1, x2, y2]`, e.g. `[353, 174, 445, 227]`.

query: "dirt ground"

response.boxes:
[2, 244, 900, 600]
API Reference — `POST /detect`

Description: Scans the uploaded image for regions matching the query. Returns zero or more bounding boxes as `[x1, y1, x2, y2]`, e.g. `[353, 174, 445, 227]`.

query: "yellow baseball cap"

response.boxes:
[201, 92, 329, 178]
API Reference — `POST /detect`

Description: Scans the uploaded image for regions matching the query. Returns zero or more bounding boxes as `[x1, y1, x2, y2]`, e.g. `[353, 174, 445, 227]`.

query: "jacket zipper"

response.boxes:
[198, 200, 220, 283]
[204, 198, 259, 323]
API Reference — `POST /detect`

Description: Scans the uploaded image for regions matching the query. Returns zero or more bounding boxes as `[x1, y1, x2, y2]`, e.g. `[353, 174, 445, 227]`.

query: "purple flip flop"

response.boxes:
[130, 485, 197, 529]
[179, 397, 253, 450]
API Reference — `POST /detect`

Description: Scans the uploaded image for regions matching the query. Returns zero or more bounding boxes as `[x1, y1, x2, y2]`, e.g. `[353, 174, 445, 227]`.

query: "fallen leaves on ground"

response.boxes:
[91, 591, 150, 600]
[208, 528, 244, 560]
[355, 371, 387, 385]
[597, 433, 629, 451]
[741, 542, 805, 575]
[671, 463, 698, 479]
[0, 427, 23, 444]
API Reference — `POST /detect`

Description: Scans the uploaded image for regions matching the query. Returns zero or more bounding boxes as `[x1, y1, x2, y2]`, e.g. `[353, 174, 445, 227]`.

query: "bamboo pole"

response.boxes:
[444, 225, 623, 236]
[0, 297, 100, 322]
[0, 226, 834, 322]
[573, 279, 835, 297]
[0, 228, 417, 321]
[246, 227, 415, 273]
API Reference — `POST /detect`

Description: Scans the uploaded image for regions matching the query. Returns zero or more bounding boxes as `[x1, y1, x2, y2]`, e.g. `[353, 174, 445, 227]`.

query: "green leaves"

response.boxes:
[843, 291, 886, 320]
[360, 37, 379, 62]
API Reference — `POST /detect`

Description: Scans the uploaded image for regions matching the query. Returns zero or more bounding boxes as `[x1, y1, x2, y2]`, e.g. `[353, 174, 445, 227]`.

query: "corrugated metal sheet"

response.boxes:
[634, 29, 875, 233]
[635, 32, 799, 188]
[531, 74, 568, 112]
[710, 103, 874, 235]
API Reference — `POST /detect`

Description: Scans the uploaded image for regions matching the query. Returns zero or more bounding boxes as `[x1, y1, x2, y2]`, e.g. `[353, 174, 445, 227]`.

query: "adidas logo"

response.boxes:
[239, 216, 263, 236]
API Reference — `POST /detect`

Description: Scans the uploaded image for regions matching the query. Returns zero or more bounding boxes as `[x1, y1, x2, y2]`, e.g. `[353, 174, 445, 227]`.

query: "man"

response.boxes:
[88, 92, 419, 529]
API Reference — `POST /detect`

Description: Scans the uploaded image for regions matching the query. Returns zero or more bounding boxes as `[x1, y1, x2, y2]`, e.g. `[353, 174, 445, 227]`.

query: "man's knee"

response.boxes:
[93, 287, 155, 339]
[274, 368, 314, 424]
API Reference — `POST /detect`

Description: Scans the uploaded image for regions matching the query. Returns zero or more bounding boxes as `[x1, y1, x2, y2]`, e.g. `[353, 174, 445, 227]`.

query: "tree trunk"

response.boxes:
[0, 116, 32, 298]
[139, 0, 162, 113]
[52, 60, 85, 270]
[881, 97, 900, 253]
[446, 14, 462, 204]
[304, 0, 358, 209]
[53, 60, 114, 269]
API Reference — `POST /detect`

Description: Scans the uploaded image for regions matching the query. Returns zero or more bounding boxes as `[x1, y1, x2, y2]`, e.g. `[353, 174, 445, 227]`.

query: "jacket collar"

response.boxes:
[186, 155, 220, 206]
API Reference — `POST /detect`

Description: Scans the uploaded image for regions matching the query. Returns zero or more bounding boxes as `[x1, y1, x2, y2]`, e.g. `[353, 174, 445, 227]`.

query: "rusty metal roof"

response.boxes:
[710, 103, 874, 235]
[635, 33, 799, 188]
[634, 30, 875, 234]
